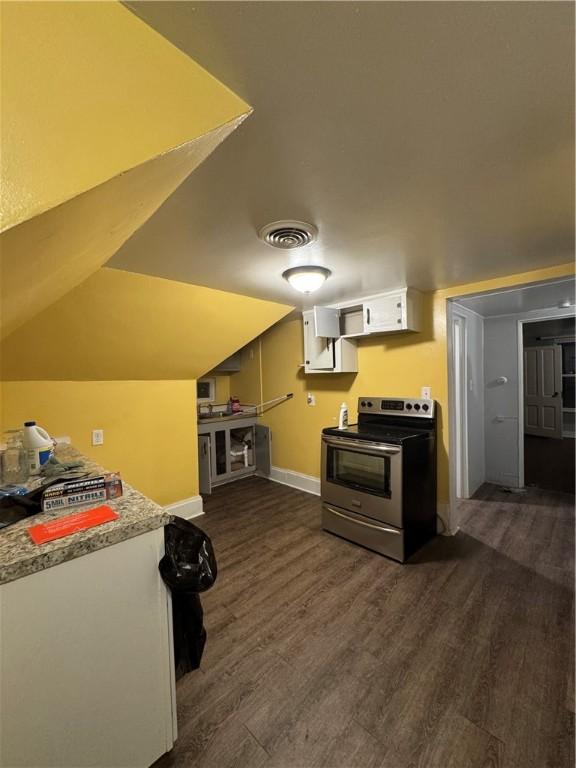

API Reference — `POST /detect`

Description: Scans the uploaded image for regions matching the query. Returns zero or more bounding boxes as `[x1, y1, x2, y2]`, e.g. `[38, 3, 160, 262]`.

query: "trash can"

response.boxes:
[159, 517, 217, 678]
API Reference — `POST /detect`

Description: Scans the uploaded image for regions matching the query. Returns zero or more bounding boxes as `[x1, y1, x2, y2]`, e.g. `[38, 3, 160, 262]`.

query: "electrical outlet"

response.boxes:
[421, 386, 431, 400]
[92, 429, 104, 446]
[307, 393, 316, 406]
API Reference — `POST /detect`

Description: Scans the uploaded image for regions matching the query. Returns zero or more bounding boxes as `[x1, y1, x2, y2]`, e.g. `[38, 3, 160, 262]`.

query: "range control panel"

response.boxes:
[357, 397, 435, 418]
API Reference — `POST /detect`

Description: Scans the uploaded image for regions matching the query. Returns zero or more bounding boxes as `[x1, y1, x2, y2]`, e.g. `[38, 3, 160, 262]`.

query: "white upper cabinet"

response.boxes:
[314, 306, 341, 339]
[302, 311, 357, 374]
[301, 288, 420, 374]
[363, 293, 404, 333]
[303, 312, 335, 370]
[360, 289, 421, 333]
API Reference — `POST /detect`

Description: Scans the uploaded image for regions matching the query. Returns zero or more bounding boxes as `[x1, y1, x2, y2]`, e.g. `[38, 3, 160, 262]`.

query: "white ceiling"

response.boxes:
[111, 1, 574, 309]
[453, 277, 576, 318]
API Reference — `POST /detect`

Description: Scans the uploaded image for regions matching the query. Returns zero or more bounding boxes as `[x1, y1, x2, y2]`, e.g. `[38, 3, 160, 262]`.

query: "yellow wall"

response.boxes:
[257, 263, 575, 505]
[0, 1, 250, 232]
[0, 1, 251, 338]
[0, 126, 246, 339]
[1, 268, 293, 381]
[2, 381, 198, 506]
[230, 341, 264, 405]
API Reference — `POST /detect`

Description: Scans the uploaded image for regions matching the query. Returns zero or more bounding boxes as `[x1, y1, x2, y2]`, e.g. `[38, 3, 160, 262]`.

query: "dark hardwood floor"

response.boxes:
[524, 434, 575, 495]
[155, 478, 575, 768]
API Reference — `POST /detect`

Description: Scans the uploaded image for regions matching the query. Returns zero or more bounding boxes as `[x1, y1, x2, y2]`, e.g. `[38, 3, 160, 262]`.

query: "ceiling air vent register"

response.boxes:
[258, 220, 318, 249]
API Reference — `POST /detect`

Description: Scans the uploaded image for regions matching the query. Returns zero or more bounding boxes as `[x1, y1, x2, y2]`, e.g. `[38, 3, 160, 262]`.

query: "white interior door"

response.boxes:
[524, 345, 562, 438]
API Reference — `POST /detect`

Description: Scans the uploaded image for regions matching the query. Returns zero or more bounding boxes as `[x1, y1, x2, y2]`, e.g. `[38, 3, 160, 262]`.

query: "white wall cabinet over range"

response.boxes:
[302, 287, 422, 374]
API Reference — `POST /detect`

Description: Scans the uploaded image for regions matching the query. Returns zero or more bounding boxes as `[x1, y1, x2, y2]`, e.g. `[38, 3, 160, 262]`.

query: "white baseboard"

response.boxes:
[264, 466, 321, 496]
[164, 495, 204, 520]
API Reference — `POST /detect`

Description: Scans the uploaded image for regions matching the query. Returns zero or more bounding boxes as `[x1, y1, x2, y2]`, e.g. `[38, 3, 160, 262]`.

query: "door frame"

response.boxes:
[447, 300, 471, 534]
[447, 281, 574, 531]
[517, 311, 573, 487]
[451, 308, 469, 500]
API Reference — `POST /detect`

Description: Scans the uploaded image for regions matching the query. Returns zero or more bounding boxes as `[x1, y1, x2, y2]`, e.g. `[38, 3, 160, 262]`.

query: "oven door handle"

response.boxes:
[324, 505, 401, 534]
[322, 435, 401, 455]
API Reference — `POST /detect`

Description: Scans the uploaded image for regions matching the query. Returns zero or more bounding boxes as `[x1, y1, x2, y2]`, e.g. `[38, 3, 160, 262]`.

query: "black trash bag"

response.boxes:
[172, 594, 206, 679]
[159, 518, 217, 677]
[159, 517, 217, 593]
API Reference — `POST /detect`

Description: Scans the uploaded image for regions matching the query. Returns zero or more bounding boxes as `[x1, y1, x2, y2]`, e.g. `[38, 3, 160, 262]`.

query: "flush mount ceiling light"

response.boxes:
[258, 220, 318, 249]
[282, 265, 332, 294]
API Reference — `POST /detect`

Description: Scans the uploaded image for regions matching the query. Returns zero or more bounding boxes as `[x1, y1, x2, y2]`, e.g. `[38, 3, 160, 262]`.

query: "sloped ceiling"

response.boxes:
[112, 1, 574, 309]
[0, 1, 251, 338]
[1, 269, 293, 381]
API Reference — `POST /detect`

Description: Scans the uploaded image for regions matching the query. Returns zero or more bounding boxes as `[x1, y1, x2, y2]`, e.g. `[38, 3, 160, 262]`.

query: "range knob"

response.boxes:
[360, 401, 366, 407]
[406, 403, 412, 410]
[367, 401, 373, 408]
[414, 403, 421, 411]
[422, 403, 429, 412]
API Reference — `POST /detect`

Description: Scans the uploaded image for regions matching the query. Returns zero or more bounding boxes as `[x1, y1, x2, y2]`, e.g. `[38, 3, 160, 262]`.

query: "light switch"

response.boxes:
[421, 387, 431, 400]
[307, 393, 316, 406]
[92, 429, 104, 446]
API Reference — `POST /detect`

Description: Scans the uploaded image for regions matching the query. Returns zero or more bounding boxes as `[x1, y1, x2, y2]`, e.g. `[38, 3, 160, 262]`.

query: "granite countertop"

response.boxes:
[0, 445, 170, 586]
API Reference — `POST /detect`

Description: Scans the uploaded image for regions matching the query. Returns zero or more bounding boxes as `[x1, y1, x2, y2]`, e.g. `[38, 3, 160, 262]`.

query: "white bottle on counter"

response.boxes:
[22, 421, 53, 475]
[338, 402, 349, 429]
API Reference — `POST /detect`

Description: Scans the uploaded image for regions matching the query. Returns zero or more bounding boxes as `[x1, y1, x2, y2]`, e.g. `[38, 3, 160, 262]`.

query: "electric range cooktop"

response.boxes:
[322, 423, 429, 444]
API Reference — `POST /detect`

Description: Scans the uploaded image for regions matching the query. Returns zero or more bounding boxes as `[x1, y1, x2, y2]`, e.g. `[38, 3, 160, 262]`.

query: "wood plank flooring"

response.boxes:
[154, 479, 574, 768]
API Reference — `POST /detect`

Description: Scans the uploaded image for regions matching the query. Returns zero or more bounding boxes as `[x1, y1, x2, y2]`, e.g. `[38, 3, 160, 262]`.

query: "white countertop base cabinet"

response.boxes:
[0, 528, 176, 768]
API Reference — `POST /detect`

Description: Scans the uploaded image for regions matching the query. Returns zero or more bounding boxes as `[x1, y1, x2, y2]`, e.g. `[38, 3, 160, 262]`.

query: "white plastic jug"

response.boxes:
[22, 421, 53, 475]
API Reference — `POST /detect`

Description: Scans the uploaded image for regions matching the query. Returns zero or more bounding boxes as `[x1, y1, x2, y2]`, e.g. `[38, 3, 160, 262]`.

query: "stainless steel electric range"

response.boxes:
[321, 396, 437, 563]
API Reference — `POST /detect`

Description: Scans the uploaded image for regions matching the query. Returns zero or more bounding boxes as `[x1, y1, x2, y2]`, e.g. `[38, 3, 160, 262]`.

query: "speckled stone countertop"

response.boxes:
[0, 445, 170, 586]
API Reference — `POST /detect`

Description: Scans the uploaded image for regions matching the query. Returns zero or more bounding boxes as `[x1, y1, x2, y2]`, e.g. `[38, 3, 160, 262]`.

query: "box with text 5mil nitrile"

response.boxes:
[42, 472, 123, 513]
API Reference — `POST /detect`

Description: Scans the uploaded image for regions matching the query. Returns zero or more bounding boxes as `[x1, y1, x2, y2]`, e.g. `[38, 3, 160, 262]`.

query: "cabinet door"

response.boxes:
[303, 316, 335, 370]
[364, 294, 404, 332]
[198, 435, 212, 495]
[314, 306, 341, 338]
[255, 425, 272, 475]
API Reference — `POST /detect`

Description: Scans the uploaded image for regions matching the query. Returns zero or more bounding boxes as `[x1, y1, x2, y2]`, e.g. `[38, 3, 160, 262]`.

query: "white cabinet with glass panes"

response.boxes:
[198, 418, 271, 494]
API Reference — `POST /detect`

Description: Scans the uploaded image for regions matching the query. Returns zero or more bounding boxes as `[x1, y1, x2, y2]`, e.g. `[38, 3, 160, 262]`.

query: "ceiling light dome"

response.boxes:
[282, 265, 331, 294]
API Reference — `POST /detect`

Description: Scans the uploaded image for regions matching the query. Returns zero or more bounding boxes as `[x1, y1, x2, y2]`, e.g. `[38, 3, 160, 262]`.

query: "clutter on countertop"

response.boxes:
[28, 505, 120, 545]
[42, 472, 123, 513]
[0, 443, 169, 586]
[0, 485, 28, 497]
[1, 430, 29, 485]
[22, 421, 54, 475]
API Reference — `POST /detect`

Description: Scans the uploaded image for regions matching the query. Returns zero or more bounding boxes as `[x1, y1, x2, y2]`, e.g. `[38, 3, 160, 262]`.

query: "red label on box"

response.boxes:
[28, 505, 119, 545]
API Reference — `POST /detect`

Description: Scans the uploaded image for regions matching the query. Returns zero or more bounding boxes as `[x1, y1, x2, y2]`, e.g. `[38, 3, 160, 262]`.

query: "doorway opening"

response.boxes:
[447, 276, 575, 530]
[522, 316, 575, 494]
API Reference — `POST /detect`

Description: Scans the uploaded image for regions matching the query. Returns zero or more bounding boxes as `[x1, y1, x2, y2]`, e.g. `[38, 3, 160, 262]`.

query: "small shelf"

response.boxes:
[562, 431, 576, 439]
[562, 373, 576, 377]
[562, 408, 576, 413]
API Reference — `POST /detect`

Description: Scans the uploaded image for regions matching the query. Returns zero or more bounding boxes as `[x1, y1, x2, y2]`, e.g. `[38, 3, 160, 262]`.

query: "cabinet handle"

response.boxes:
[306, 360, 310, 365]
[397, 302, 402, 309]
[366, 307, 371, 325]
[397, 318, 402, 324]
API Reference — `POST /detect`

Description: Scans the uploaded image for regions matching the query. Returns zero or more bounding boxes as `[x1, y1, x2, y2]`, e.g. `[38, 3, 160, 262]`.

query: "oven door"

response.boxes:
[321, 435, 403, 528]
